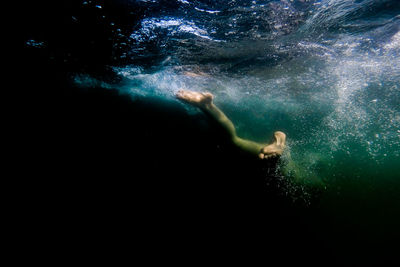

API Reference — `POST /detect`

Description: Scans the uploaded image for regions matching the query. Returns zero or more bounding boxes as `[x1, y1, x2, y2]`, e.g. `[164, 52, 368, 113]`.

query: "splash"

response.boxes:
[74, 0, 400, 192]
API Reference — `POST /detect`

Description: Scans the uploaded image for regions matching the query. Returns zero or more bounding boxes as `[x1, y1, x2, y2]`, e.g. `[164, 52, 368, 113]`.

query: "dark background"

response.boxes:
[19, 1, 392, 265]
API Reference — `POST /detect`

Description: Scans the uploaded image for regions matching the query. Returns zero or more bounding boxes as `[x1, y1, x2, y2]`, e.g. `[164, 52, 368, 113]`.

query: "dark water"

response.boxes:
[23, 0, 399, 265]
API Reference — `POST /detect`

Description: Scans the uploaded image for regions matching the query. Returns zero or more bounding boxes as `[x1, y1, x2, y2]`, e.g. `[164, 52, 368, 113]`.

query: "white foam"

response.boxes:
[194, 7, 221, 14]
[384, 31, 400, 50]
[131, 17, 216, 42]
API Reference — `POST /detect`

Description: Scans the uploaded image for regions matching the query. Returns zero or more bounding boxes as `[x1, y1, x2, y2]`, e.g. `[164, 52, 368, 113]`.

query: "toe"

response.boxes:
[264, 154, 274, 160]
[262, 146, 270, 154]
[177, 90, 191, 101]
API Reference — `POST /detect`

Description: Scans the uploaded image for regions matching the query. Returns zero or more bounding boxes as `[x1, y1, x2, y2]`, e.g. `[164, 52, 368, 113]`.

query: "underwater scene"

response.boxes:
[24, 0, 399, 265]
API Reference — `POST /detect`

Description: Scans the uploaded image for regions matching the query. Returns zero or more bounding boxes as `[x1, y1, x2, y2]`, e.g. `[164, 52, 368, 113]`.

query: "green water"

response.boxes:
[105, 44, 400, 261]
[72, 10, 400, 261]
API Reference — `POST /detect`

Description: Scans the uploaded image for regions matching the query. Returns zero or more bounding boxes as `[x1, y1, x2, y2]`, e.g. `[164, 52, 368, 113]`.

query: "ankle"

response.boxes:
[201, 102, 215, 111]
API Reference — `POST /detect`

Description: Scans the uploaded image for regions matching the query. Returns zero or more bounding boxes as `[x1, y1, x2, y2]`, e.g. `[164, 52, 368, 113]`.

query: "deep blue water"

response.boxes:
[66, 0, 400, 185]
[24, 0, 399, 265]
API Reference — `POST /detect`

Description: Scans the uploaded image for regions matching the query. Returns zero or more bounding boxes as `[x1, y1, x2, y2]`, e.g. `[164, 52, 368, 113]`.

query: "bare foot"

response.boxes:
[177, 90, 286, 161]
[176, 89, 214, 108]
[259, 131, 286, 160]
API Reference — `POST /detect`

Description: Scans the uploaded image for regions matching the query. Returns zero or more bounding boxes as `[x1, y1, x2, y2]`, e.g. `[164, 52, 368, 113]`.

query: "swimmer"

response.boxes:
[176, 90, 286, 160]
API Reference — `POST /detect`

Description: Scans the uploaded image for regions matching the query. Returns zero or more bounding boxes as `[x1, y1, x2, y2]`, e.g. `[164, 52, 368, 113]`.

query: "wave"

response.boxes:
[74, 0, 400, 188]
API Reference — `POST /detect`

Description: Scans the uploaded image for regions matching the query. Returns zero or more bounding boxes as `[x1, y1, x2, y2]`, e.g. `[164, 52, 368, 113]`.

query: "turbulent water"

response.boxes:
[72, 0, 400, 189]
[28, 0, 399, 264]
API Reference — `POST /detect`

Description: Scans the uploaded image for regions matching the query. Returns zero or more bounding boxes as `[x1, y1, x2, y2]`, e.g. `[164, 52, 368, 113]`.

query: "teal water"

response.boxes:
[76, 29, 400, 259]
[69, 0, 400, 263]
[107, 28, 400, 188]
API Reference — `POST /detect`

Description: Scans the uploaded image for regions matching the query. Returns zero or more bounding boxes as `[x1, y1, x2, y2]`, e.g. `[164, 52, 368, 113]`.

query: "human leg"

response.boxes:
[176, 90, 286, 159]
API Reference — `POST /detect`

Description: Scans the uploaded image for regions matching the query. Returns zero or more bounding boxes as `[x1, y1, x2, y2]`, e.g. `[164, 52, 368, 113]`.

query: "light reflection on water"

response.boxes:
[76, 0, 400, 195]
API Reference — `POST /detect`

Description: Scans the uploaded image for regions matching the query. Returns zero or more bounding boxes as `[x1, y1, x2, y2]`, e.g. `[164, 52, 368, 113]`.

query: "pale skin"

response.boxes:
[176, 90, 286, 160]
